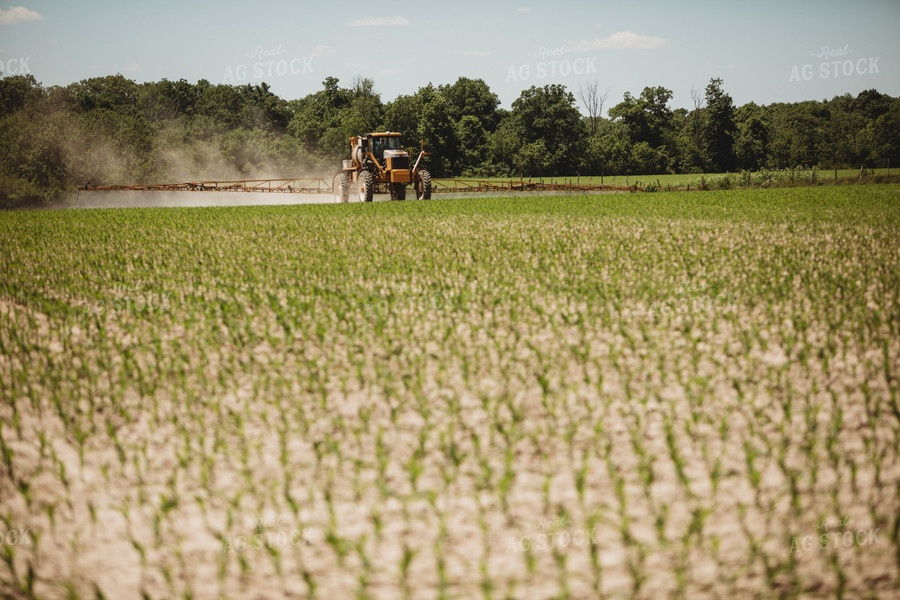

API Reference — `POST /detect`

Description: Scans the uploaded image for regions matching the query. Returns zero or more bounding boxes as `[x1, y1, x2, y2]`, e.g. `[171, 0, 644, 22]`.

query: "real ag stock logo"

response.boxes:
[506, 44, 598, 83]
[506, 516, 600, 553]
[789, 44, 880, 83]
[221, 514, 314, 554]
[789, 515, 880, 553]
[223, 44, 315, 83]
[82, 284, 171, 318]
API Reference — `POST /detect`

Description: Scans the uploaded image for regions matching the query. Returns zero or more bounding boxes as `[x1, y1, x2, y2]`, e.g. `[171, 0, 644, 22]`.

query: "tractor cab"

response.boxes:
[370, 134, 402, 161]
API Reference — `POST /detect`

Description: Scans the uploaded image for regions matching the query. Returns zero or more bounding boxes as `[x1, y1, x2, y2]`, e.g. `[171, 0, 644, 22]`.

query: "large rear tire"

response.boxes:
[358, 171, 374, 203]
[416, 170, 432, 200]
[390, 183, 406, 201]
[334, 173, 350, 203]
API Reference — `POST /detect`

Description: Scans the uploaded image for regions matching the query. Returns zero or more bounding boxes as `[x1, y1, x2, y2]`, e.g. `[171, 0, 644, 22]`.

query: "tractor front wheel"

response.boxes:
[334, 173, 350, 203]
[415, 170, 432, 200]
[358, 171, 374, 203]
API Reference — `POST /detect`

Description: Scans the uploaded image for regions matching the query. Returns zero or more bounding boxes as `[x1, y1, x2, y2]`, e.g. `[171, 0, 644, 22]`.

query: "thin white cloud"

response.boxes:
[567, 31, 667, 51]
[310, 45, 335, 57]
[462, 51, 491, 56]
[0, 6, 43, 25]
[348, 16, 409, 27]
[517, 7, 533, 12]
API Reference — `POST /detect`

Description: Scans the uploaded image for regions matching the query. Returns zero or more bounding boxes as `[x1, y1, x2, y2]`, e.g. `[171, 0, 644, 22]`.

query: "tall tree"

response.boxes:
[735, 114, 769, 171]
[286, 77, 354, 165]
[0, 73, 41, 114]
[415, 85, 458, 176]
[439, 77, 501, 132]
[703, 78, 737, 172]
[608, 86, 674, 148]
[681, 84, 707, 171]
[455, 115, 487, 175]
[871, 105, 900, 167]
[381, 92, 422, 140]
[576, 80, 609, 136]
[509, 84, 586, 176]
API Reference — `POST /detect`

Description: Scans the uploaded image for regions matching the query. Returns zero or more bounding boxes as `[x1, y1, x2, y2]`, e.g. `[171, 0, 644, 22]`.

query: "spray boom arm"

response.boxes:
[412, 138, 430, 176]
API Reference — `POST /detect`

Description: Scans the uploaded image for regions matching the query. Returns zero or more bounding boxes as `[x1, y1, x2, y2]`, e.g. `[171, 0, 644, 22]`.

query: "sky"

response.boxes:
[1, 0, 898, 114]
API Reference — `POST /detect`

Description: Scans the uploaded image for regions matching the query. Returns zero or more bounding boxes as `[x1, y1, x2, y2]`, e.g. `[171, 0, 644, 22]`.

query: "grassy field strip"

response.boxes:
[461, 168, 895, 189]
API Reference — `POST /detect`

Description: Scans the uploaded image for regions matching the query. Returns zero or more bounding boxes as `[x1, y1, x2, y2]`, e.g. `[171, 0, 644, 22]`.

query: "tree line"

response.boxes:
[1, 72, 898, 207]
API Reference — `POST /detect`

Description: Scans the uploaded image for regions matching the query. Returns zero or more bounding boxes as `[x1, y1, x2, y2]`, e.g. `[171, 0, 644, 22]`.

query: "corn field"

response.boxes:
[1, 186, 899, 599]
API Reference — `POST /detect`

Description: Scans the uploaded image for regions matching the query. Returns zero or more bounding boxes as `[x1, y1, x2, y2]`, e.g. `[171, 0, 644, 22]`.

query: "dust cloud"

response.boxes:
[72, 191, 343, 209]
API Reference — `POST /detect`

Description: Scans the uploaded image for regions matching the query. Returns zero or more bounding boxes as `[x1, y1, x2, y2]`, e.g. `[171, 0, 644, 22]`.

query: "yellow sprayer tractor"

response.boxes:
[333, 132, 431, 202]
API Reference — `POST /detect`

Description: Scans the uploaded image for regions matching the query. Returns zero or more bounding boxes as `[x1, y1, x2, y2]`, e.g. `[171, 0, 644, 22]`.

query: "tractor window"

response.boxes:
[372, 136, 401, 160]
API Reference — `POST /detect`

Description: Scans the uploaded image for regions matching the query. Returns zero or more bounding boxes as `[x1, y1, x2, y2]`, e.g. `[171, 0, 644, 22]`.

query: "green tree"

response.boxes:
[582, 118, 629, 176]
[195, 82, 248, 129]
[608, 86, 674, 148]
[735, 108, 769, 171]
[630, 142, 666, 175]
[455, 115, 487, 175]
[851, 89, 891, 122]
[439, 77, 501, 132]
[139, 78, 199, 122]
[508, 84, 585, 176]
[871, 105, 900, 167]
[286, 77, 353, 166]
[680, 85, 708, 172]
[343, 77, 383, 138]
[0, 73, 41, 115]
[485, 114, 518, 176]
[239, 82, 290, 131]
[69, 74, 141, 114]
[769, 104, 821, 168]
[703, 78, 737, 171]
[608, 86, 677, 173]
[416, 88, 457, 177]
[381, 92, 422, 137]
